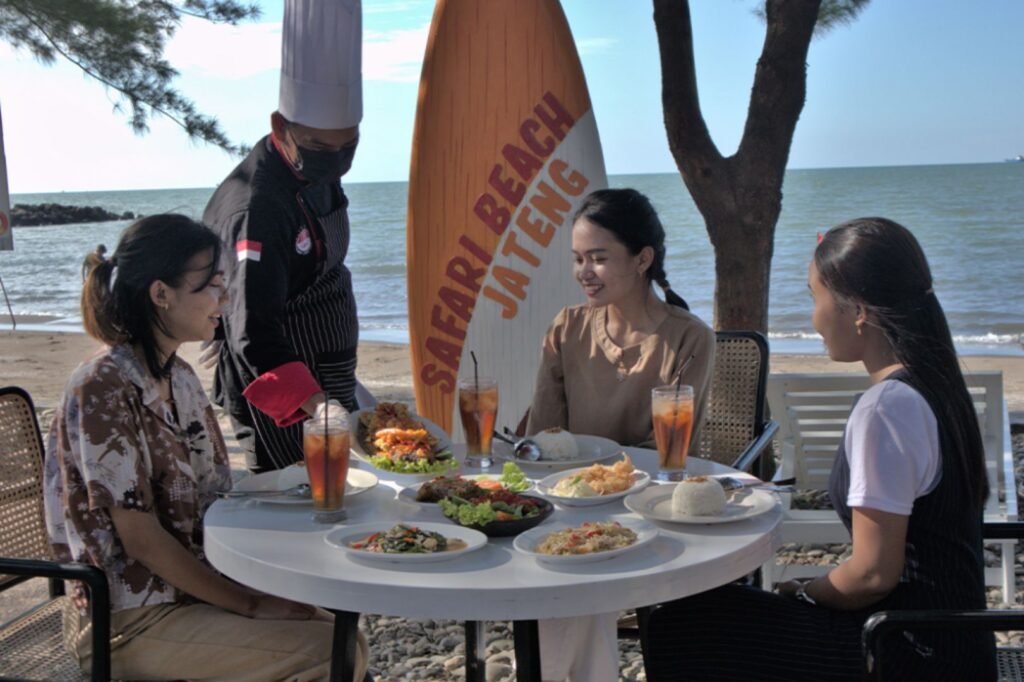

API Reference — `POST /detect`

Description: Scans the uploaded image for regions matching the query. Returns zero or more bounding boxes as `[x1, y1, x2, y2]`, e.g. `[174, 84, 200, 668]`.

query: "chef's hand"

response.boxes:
[198, 340, 223, 370]
[302, 392, 326, 418]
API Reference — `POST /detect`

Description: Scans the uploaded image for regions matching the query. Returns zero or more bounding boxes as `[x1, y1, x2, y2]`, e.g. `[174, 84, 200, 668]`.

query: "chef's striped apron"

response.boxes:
[245, 191, 359, 472]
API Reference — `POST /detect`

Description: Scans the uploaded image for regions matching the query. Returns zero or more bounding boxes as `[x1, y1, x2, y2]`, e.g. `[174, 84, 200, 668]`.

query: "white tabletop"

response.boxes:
[204, 448, 782, 621]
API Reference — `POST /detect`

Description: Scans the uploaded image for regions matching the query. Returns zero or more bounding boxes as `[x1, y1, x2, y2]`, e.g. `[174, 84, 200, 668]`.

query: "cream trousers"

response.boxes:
[66, 601, 369, 682]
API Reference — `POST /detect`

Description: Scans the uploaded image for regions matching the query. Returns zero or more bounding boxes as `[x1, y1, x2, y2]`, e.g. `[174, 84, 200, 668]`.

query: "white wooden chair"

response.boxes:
[763, 371, 1018, 603]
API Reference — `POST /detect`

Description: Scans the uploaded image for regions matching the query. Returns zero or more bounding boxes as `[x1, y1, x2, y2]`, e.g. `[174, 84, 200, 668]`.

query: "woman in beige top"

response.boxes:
[527, 188, 714, 448]
[530, 189, 714, 682]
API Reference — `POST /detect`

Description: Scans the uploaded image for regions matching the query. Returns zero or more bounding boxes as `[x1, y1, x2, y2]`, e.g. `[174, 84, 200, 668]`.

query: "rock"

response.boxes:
[9, 203, 132, 227]
[443, 655, 464, 672]
[485, 660, 513, 681]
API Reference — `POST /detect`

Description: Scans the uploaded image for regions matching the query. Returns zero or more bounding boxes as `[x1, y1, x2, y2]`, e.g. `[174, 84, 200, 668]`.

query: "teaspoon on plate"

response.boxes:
[492, 429, 542, 462]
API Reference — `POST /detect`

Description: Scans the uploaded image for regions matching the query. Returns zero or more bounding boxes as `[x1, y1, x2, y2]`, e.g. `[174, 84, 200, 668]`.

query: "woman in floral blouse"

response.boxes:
[44, 214, 368, 681]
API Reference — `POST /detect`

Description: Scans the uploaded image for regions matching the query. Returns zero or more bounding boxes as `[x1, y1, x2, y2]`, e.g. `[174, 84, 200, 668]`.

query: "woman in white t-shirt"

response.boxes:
[643, 217, 995, 681]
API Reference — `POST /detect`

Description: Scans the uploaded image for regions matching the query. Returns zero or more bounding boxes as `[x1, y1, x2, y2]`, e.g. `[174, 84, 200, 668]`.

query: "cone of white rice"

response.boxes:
[671, 476, 727, 516]
[531, 427, 578, 461]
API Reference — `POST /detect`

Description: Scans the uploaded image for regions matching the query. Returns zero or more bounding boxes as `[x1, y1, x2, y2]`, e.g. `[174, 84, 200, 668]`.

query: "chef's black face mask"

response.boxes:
[289, 130, 358, 185]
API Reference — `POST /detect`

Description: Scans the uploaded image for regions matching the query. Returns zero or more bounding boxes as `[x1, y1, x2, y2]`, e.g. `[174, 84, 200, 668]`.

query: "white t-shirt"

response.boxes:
[844, 379, 942, 515]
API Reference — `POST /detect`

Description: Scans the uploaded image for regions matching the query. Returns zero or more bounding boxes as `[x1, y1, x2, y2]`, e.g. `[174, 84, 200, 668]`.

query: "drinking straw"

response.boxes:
[323, 393, 329, 507]
[673, 354, 696, 398]
[668, 353, 695, 476]
[470, 350, 479, 393]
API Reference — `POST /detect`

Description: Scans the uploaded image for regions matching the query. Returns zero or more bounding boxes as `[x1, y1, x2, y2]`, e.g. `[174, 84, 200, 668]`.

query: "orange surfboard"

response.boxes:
[407, 0, 607, 435]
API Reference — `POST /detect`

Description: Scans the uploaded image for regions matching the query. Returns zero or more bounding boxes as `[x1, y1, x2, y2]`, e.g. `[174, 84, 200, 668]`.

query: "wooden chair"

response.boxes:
[764, 371, 1018, 602]
[862, 521, 1024, 681]
[0, 386, 110, 681]
[695, 331, 779, 478]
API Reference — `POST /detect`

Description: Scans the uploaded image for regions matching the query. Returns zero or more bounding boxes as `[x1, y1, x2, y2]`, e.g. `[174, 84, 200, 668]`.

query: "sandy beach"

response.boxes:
[4, 330, 1023, 419]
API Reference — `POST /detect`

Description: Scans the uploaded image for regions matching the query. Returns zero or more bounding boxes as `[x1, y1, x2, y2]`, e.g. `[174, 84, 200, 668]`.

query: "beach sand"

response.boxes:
[5, 330, 1022, 418]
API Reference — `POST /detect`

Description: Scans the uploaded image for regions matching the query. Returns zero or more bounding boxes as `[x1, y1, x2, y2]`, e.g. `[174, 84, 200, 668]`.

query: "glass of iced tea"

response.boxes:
[651, 385, 695, 481]
[458, 377, 498, 469]
[303, 400, 350, 523]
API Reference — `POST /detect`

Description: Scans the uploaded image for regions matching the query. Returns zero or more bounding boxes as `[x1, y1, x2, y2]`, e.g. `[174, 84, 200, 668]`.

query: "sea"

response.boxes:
[2, 163, 1022, 356]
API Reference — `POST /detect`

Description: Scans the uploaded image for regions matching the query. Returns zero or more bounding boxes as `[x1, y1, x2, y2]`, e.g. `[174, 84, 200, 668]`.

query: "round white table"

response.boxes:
[204, 447, 782, 681]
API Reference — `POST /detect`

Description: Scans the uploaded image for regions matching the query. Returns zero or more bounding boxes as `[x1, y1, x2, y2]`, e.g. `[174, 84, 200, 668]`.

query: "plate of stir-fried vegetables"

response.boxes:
[351, 403, 456, 478]
[326, 522, 487, 563]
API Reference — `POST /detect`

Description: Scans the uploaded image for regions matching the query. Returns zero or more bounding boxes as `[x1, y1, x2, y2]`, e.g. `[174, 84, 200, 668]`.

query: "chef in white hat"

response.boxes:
[204, 0, 370, 484]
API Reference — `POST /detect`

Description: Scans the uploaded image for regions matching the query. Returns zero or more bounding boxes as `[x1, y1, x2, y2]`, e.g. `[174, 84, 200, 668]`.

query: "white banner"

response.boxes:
[0, 102, 12, 251]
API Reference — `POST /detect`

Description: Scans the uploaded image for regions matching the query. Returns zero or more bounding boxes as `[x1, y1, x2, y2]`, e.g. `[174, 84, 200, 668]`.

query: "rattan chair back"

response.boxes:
[0, 387, 50, 586]
[697, 332, 770, 467]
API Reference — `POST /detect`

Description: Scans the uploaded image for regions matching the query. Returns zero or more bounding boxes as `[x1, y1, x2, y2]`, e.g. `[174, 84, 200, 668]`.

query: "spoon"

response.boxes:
[716, 476, 795, 493]
[218, 483, 312, 499]
[492, 429, 542, 462]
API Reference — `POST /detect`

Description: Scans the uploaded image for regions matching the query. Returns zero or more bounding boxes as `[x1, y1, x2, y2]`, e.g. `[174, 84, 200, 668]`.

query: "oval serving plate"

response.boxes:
[398, 474, 535, 506]
[624, 485, 778, 525]
[325, 522, 487, 564]
[513, 518, 658, 565]
[348, 405, 452, 458]
[231, 465, 378, 506]
[493, 434, 622, 472]
[535, 467, 650, 507]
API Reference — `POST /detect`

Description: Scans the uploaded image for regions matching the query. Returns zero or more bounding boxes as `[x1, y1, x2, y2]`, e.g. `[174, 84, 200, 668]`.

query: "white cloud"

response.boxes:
[164, 16, 281, 78]
[164, 15, 430, 84]
[576, 37, 618, 55]
[364, 24, 430, 83]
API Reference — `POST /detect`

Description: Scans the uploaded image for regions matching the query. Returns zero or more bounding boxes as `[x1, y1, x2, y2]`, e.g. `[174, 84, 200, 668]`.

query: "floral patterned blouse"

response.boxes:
[43, 344, 232, 612]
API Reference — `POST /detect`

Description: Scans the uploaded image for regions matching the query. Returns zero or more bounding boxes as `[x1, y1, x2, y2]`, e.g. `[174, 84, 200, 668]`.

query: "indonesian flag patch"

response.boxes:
[236, 240, 262, 262]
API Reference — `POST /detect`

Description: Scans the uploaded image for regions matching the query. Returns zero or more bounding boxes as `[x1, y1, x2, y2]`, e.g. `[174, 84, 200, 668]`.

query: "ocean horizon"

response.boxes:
[3, 163, 1022, 356]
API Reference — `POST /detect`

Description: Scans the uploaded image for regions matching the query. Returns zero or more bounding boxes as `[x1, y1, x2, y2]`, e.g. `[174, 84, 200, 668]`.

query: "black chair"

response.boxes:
[863, 521, 1024, 681]
[620, 331, 779, 644]
[0, 386, 111, 681]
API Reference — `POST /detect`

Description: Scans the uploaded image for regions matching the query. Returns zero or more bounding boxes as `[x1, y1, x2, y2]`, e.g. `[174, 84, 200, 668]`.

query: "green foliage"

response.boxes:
[753, 0, 871, 37]
[0, 0, 260, 155]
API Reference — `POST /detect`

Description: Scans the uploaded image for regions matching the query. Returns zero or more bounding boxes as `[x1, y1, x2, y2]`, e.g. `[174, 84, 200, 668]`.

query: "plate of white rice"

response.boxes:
[623, 483, 778, 524]
[493, 429, 622, 472]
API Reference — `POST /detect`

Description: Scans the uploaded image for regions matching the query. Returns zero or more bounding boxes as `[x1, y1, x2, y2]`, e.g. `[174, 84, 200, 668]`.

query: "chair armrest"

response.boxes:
[863, 609, 1019, 681]
[730, 419, 779, 479]
[0, 557, 111, 682]
[982, 521, 1024, 540]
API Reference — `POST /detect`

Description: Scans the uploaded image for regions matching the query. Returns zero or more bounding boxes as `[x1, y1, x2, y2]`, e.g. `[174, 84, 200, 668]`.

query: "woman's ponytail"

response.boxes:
[655, 275, 689, 310]
[81, 257, 126, 346]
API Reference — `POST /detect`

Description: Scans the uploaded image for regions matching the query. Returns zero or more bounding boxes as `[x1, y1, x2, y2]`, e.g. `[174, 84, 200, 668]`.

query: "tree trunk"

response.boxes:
[653, 0, 821, 333]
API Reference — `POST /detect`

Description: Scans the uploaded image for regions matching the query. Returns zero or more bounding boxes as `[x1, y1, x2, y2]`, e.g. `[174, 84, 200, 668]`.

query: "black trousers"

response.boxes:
[643, 584, 994, 682]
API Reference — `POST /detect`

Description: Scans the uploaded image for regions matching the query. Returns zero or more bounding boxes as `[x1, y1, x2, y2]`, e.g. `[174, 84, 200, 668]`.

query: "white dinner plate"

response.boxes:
[493, 434, 623, 472]
[623, 485, 778, 524]
[535, 466, 651, 507]
[513, 518, 658, 565]
[398, 474, 535, 506]
[325, 522, 488, 564]
[231, 465, 378, 505]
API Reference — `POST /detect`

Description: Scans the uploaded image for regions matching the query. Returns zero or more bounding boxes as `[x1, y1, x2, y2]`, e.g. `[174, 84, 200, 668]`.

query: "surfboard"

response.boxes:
[0, 104, 13, 251]
[406, 0, 608, 436]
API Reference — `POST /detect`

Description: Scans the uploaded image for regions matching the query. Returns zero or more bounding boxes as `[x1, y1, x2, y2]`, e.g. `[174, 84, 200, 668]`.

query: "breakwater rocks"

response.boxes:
[10, 203, 136, 227]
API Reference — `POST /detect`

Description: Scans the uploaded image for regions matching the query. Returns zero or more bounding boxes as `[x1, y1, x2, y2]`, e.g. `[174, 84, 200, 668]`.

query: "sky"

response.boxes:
[1, 0, 1022, 193]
